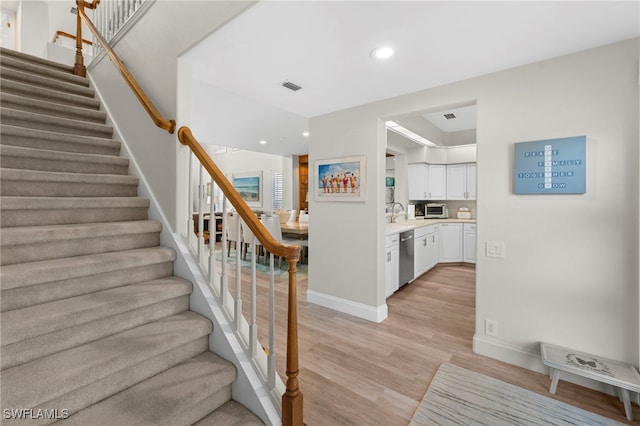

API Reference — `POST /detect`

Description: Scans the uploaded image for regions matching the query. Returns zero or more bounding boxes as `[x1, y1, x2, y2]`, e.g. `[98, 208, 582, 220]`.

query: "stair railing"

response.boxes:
[179, 128, 304, 425]
[73, 2, 304, 424]
[74, 0, 175, 134]
[52, 31, 93, 56]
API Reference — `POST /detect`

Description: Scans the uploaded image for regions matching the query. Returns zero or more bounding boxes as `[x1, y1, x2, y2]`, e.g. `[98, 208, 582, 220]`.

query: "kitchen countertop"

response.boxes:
[386, 218, 476, 235]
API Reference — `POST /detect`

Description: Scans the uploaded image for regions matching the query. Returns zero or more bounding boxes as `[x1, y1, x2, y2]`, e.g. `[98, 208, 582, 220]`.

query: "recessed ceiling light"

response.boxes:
[371, 46, 394, 60]
[302, 131, 310, 137]
[259, 140, 267, 145]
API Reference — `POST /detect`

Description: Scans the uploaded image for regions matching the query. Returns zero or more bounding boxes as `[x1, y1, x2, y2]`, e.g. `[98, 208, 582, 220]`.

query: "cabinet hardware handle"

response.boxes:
[423, 239, 427, 246]
[387, 252, 391, 262]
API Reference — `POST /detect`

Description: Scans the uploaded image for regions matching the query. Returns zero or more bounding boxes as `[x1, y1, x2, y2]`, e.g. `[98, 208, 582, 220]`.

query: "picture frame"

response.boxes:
[232, 171, 263, 207]
[314, 155, 366, 202]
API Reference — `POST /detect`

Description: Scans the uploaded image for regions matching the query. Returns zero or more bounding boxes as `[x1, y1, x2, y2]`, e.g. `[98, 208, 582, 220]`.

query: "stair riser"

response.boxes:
[1, 115, 113, 139]
[1, 132, 121, 156]
[1, 207, 148, 228]
[1, 97, 106, 124]
[0, 48, 73, 74]
[1, 233, 160, 266]
[1, 337, 209, 426]
[1, 262, 174, 312]
[0, 181, 138, 198]
[1, 68, 94, 98]
[1, 296, 190, 370]
[1, 80, 100, 110]
[1, 155, 128, 176]
[0, 57, 89, 87]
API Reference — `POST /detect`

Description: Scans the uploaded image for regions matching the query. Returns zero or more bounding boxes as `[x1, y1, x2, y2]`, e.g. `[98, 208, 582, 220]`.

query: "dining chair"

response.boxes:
[262, 216, 303, 268]
[225, 213, 242, 258]
[299, 211, 309, 223]
[288, 209, 297, 222]
[240, 219, 263, 262]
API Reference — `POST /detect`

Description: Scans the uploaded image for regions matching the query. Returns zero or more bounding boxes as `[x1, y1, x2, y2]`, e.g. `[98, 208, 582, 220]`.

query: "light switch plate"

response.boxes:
[486, 241, 505, 258]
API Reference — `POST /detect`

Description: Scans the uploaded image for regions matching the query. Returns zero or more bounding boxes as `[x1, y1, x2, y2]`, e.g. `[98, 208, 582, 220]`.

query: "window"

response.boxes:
[272, 171, 283, 211]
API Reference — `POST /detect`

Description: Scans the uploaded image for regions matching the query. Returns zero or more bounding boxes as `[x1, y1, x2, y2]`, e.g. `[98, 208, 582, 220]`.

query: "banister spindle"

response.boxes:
[234, 215, 242, 330]
[268, 252, 276, 389]
[249, 234, 258, 357]
[208, 176, 215, 284]
[197, 165, 205, 262]
[187, 153, 194, 246]
[220, 197, 228, 304]
[73, 1, 86, 76]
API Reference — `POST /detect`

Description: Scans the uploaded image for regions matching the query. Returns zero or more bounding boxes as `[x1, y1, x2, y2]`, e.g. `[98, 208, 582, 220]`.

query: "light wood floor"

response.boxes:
[236, 260, 637, 425]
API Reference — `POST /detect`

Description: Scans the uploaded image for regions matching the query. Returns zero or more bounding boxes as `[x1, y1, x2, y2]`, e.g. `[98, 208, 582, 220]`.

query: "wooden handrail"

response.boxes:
[178, 126, 304, 425]
[53, 30, 93, 46]
[74, 0, 176, 134]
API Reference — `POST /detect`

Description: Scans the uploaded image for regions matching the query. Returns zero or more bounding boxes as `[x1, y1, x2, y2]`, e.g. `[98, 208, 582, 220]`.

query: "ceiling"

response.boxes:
[183, 1, 638, 155]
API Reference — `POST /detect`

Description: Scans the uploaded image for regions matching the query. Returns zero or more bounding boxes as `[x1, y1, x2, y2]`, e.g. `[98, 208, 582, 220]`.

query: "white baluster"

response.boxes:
[187, 153, 194, 246]
[234, 215, 242, 330]
[208, 176, 215, 285]
[220, 196, 228, 304]
[249, 234, 257, 357]
[268, 252, 276, 389]
[197, 166, 205, 262]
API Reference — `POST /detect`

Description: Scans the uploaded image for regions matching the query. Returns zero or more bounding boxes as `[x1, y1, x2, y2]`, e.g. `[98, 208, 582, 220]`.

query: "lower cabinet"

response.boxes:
[439, 223, 463, 263]
[463, 223, 477, 264]
[385, 234, 400, 298]
[414, 225, 439, 279]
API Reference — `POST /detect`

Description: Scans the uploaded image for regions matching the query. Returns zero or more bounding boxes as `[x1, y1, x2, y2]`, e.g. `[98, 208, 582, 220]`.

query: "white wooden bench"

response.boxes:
[540, 342, 640, 421]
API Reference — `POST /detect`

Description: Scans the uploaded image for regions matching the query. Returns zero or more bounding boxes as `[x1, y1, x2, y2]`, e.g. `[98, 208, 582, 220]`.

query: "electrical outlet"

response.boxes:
[486, 241, 505, 258]
[485, 319, 498, 337]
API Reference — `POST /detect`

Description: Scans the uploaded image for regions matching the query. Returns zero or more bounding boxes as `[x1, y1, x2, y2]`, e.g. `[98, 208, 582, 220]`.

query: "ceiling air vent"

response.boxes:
[282, 81, 302, 92]
[443, 113, 456, 120]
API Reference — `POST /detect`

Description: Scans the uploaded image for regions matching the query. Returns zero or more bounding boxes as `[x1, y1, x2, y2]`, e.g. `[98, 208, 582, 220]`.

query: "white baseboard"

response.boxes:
[307, 290, 388, 323]
[473, 334, 617, 398]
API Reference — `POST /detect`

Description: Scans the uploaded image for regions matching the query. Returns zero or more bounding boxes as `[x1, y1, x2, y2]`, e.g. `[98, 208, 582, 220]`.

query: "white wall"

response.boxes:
[206, 148, 294, 213]
[88, 1, 254, 231]
[17, 0, 47, 57]
[309, 39, 639, 372]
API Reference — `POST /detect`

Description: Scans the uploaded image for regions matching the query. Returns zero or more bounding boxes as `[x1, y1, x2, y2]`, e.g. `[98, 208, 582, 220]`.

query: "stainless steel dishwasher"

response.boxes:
[399, 229, 414, 287]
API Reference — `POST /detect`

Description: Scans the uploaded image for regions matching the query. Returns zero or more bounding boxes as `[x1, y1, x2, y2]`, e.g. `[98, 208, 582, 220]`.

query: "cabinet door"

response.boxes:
[408, 164, 429, 200]
[446, 164, 466, 200]
[414, 235, 429, 278]
[385, 246, 399, 297]
[426, 231, 439, 270]
[466, 163, 477, 200]
[439, 223, 463, 262]
[463, 224, 476, 264]
[428, 165, 446, 200]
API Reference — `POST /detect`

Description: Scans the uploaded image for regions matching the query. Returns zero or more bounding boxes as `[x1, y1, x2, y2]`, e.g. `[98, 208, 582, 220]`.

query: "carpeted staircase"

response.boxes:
[0, 47, 263, 425]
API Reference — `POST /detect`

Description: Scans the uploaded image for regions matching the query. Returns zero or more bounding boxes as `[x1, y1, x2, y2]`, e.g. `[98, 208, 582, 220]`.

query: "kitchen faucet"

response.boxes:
[391, 202, 404, 223]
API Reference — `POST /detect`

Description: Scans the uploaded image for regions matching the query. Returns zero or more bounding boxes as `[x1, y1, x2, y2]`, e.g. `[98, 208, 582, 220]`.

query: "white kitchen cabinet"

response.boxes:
[413, 225, 439, 278]
[408, 164, 429, 200]
[439, 223, 463, 262]
[409, 164, 447, 200]
[385, 234, 400, 297]
[428, 165, 446, 200]
[446, 163, 476, 200]
[463, 223, 477, 264]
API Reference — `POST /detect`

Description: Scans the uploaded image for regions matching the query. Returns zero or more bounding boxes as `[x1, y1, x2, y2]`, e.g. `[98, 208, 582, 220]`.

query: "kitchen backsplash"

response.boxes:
[433, 200, 476, 219]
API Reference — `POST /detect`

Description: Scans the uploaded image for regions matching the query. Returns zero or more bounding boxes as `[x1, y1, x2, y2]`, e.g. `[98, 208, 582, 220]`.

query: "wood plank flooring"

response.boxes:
[235, 259, 638, 425]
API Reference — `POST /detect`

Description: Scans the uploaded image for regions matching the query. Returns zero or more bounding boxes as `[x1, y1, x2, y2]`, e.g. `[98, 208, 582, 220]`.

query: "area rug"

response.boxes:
[213, 249, 307, 279]
[410, 363, 624, 426]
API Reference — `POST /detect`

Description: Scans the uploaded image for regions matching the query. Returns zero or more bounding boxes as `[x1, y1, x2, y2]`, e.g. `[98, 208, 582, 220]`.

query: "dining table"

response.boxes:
[280, 221, 308, 237]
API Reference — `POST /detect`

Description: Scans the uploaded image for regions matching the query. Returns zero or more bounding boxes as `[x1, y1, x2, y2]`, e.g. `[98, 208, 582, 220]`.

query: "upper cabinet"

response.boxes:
[408, 164, 447, 200]
[446, 163, 476, 200]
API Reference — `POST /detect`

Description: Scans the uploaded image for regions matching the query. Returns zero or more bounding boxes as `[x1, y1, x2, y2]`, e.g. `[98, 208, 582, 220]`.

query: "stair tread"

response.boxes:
[1, 67, 95, 97]
[1, 124, 120, 152]
[0, 47, 74, 73]
[61, 352, 237, 426]
[0, 247, 175, 291]
[2, 277, 192, 346]
[1, 107, 113, 136]
[1, 196, 147, 210]
[0, 145, 127, 167]
[0, 58, 90, 86]
[1, 311, 213, 409]
[1, 92, 106, 123]
[0, 78, 101, 109]
[194, 401, 264, 426]
[0, 168, 138, 184]
[0, 219, 161, 246]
